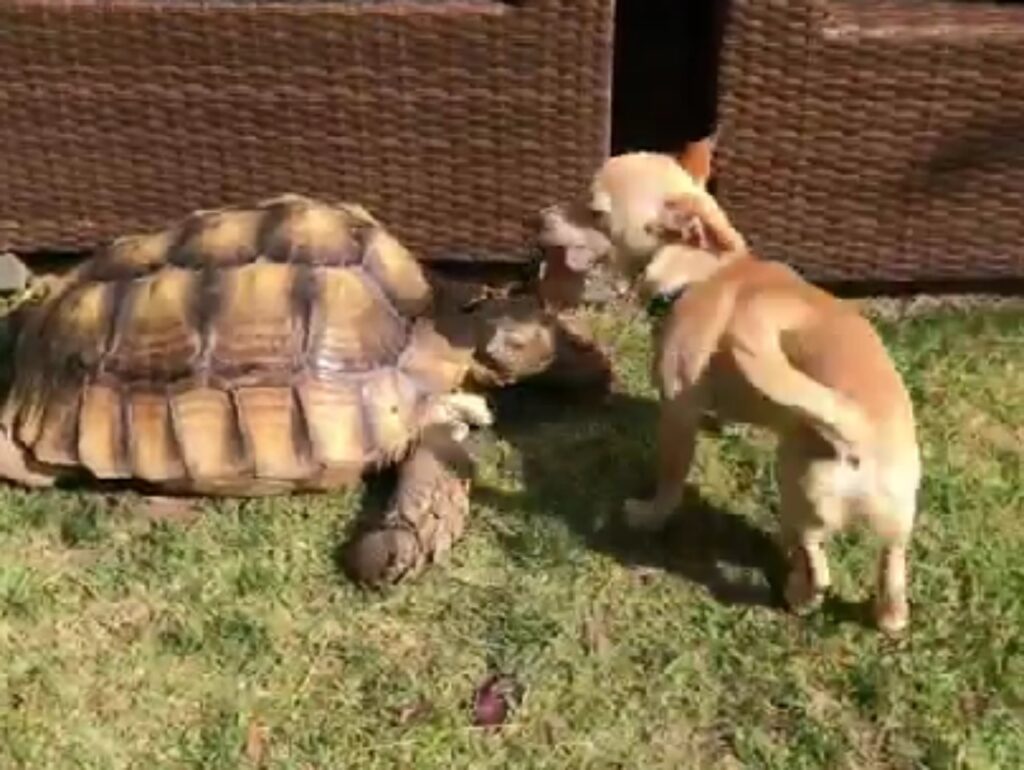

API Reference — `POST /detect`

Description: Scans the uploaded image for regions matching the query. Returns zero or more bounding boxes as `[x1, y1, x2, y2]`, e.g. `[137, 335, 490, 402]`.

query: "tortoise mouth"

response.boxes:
[425, 263, 611, 390]
[465, 305, 612, 391]
[463, 298, 560, 386]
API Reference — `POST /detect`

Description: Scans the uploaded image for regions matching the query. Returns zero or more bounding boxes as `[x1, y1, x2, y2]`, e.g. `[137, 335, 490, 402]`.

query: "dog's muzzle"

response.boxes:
[645, 284, 688, 319]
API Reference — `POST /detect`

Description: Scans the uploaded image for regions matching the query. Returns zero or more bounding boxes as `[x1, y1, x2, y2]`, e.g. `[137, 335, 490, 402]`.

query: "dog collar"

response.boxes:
[645, 284, 688, 319]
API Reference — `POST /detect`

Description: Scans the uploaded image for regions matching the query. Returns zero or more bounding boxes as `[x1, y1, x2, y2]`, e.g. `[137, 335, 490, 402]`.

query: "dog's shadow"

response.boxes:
[472, 384, 792, 610]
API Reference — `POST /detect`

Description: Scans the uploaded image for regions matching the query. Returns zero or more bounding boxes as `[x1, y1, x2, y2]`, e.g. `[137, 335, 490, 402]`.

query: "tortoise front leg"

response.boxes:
[342, 425, 475, 587]
[421, 392, 494, 442]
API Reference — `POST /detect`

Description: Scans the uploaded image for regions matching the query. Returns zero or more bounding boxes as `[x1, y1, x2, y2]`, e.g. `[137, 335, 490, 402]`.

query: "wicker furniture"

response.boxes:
[716, 0, 1024, 283]
[0, 1, 613, 262]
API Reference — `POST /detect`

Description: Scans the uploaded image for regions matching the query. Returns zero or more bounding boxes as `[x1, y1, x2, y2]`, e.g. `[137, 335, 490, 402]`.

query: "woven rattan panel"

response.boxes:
[0, 1, 612, 261]
[716, 0, 1024, 283]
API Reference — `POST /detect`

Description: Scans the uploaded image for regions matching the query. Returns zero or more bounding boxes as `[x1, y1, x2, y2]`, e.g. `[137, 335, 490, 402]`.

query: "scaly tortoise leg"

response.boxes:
[342, 424, 477, 587]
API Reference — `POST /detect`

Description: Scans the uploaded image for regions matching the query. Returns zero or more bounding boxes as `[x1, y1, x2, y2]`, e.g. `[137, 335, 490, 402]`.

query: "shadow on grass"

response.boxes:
[474, 383, 792, 611]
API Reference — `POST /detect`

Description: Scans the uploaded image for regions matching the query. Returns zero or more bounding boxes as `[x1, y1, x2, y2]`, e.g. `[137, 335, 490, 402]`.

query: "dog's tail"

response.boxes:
[732, 342, 872, 454]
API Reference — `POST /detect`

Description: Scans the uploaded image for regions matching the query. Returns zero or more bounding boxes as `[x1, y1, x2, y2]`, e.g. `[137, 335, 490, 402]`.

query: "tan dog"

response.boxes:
[538, 153, 921, 634]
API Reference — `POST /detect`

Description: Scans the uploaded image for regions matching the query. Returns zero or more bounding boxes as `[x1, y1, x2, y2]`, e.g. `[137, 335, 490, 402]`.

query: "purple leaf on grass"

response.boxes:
[471, 673, 523, 729]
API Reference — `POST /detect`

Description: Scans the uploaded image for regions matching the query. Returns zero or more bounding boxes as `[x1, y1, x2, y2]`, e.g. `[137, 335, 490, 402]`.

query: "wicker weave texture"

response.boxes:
[0, 1, 613, 261]
[716, 0, 1024, 283]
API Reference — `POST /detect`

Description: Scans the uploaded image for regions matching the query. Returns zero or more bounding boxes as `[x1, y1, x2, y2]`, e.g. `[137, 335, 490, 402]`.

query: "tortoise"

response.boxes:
[0, 194, 611, 585]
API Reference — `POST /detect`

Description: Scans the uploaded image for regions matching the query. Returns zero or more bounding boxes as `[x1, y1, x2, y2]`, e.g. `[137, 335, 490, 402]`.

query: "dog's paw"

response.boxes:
[784, 565, 826, 615]
[873, 596, 910, 636]
[623, 498, 670, 532]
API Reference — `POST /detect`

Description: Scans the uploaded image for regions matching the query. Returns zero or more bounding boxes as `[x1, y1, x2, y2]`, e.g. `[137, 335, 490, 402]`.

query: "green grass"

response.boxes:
[1, 304, 1022, 769]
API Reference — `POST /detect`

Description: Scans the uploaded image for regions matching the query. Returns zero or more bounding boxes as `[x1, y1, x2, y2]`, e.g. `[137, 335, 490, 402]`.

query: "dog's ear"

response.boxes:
[656, 196, 708, 248]
[659, 189, 747, 257]
[677, 136, 715, 188]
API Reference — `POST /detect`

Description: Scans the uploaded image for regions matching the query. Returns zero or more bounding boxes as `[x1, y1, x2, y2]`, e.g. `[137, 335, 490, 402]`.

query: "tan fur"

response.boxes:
[634, 245, 920, 634]
[539, 152, 921, 634]
[677, 135, 715, 187]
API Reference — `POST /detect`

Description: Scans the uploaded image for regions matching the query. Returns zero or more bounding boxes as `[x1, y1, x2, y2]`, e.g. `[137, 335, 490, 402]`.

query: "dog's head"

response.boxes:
[536, 150, 713, 303]
[638, 243, 724, 304]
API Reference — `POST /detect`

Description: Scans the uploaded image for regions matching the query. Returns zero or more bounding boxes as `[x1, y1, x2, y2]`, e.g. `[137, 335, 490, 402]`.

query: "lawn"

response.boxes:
[1, 301, 1022, 769]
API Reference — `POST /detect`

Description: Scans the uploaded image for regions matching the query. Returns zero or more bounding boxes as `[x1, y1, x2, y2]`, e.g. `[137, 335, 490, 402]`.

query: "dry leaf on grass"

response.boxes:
[581, 608, 612, 657]
[472, 673, 523, 729]
[629, 565, 662, 586]
[245, 720, 269, 766]
[541, 714, 570, 746]
[395, 697, 434, 727]
[137, 496, 201, 526]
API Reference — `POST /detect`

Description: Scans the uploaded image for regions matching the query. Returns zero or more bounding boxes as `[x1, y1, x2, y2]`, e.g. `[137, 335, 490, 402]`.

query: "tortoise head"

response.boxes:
[432, 288, 612, 392]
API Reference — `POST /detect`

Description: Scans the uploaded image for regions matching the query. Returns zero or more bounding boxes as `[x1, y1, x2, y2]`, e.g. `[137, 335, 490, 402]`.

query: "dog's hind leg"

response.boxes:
[781, 527, 832, 613]
[862, 472, 918, 634]
[874, 541, 911, 635]
[776, 433, 850, 613]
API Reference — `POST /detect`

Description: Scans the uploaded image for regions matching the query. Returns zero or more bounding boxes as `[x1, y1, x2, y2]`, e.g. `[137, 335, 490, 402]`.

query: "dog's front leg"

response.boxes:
[624, 395, 701, 531]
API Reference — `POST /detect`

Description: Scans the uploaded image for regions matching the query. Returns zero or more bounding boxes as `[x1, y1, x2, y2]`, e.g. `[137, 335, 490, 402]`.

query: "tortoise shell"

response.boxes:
[1, 195, 472, 493]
